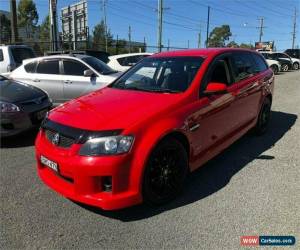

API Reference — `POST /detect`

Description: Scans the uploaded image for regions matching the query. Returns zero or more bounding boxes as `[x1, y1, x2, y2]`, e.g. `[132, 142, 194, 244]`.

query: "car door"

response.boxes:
[187, 54, 239, 162]
[33, 59, 64, 105]
[61, 59, 109, 101]
[230, 52, 263, 126]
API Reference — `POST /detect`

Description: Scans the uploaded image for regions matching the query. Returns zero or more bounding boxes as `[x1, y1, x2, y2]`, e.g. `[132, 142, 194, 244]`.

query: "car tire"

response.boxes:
[255, 97, 271, 135]
[270, 65, 279, 74]
[293, 62, 299, 70]
[281, 64, 289, 72]
[142, 137, 188, 205]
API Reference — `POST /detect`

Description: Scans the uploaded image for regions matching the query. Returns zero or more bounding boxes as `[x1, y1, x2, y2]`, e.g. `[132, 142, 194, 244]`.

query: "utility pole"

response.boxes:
[167, 39, 170, 51]
[128, 25, 132, 53]
[102, 0, 108, 52]
[157, 0, 163, 52]
[187, 40, 189, 48]
[292, 8, 297, 49]
[49, 0, 58, 51]
[206, 6, 210, 48]
[257, 17, 265, 43]
[143, 36, 146, 52]
[198, 24, 201, 48]
[10, 0, 18, 43]
[116, 34, 119, 54]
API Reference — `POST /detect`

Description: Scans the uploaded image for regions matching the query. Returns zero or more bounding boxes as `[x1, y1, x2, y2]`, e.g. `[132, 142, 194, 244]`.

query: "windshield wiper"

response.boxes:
[123, 86, 154, 92]
[145, 88, 181, 93]
[124, 86, 180, 93]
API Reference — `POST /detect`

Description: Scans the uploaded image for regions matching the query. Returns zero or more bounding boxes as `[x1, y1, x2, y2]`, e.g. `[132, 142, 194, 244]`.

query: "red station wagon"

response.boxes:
[35, 48, 274, 210]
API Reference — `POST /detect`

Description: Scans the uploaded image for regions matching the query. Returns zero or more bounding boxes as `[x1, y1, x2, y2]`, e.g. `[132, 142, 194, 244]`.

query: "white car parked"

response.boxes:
[266, 59, 281, 74]
[9, 54, 121, 105]
[0, 44, 36, 74]
[107, 53, 153, 71]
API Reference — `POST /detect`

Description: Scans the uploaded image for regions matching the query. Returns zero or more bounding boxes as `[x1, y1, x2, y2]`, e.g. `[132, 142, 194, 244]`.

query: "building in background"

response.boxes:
[255, 41, 275, 51]
[61, 0, 89, 50]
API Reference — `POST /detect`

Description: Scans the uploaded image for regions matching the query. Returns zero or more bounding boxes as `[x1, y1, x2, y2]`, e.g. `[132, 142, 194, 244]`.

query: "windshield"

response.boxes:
[110, 56, 204, 93]
[82, 56, 117, 75]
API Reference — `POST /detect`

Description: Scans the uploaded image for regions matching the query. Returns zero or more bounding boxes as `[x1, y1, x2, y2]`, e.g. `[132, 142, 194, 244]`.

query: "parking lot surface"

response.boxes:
[1, 71, 299, 249]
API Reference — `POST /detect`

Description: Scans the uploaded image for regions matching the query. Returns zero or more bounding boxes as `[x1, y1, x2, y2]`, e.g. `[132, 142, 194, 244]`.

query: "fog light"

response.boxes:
[102, 176, 112, 192]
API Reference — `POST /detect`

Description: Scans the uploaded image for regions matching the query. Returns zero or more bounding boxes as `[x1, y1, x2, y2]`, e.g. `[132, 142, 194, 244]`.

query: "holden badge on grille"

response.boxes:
[52, 133, 60, 145]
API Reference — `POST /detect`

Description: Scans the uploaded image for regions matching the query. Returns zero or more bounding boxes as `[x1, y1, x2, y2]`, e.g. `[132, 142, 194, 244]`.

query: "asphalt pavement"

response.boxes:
[1, 70, 299, 249]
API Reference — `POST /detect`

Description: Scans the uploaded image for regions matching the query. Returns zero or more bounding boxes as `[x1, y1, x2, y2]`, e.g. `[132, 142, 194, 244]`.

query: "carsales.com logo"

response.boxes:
[241, 236, 296, 246]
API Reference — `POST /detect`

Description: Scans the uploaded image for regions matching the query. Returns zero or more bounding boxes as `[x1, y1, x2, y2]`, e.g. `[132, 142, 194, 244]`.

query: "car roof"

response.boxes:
[23, 54, 91, 63]
[109, 52, 153, 59]
[150, 48, 256, 58]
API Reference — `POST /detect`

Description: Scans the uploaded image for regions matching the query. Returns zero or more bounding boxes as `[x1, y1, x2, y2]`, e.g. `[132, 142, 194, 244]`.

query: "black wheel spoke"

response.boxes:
[145, 143, 186, 201]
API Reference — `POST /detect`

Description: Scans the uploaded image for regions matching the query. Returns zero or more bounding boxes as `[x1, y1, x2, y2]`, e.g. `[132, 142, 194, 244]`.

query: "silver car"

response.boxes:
[9, 54, 121, 106]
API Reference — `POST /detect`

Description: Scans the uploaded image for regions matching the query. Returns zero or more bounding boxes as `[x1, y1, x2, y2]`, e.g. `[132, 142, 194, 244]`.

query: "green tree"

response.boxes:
[207, 25, 232, 47]
[0, 14, 11, 43]
[239, 43, 254, 49]
[227, 41, 239, 48]
[17, 0, 39, 40]
[39, 15, 50, 52]
[92, 20, 113, 51]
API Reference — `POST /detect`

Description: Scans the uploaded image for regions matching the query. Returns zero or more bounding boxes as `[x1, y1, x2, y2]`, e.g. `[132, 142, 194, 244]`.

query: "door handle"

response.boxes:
[189, 124, 200, 132]
[64, 80, 73, 84]
[33, 79, 40, 82]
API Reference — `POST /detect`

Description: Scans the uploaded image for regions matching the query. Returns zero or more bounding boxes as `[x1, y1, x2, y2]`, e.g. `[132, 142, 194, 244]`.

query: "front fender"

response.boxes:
[127, 117, 189, 194]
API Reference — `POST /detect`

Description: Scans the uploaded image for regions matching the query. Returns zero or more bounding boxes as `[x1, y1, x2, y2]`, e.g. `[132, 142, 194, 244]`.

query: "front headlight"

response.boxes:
[0, 101, 20, 112]
[79, 135, 134, 156]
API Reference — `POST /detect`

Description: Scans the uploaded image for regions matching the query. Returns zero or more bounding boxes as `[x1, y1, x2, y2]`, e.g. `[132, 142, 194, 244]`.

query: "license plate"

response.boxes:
[40, 155, 58, 172]
[36, 109, 48, 120]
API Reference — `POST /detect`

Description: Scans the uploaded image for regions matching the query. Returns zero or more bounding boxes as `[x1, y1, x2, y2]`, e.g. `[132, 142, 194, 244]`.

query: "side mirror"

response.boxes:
[84, 69, 95, 77]
[204, 82, 227, 95]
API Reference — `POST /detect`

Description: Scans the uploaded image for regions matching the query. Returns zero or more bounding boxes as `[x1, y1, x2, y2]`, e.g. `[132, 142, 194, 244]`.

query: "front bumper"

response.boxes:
[35, 130, 142, 210]
[0, 104, 51, 137]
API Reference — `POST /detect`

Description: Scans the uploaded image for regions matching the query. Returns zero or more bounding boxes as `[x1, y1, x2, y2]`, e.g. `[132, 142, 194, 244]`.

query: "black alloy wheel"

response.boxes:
[281, 64, 289, 72]
[142, 138, 188, 205]
[255, 98, 271, 135]
[270, 65, 279, 74]
[293, 62, 299, 70]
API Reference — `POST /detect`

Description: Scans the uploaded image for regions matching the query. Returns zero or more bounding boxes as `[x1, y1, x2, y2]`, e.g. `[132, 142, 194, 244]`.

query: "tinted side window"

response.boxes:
[252, 54, 268, 72]
[63, 60, 88, 76]
[0, 49, 3, 61]
[209, 59, 230, 85]
[11, 48, 36, 65]
[36, 60, 59, 74]
[277, 53, 289, 58]
[231, 53, 255, 81]
[117, 56, 140, 67]
[24, 61, 37, 73]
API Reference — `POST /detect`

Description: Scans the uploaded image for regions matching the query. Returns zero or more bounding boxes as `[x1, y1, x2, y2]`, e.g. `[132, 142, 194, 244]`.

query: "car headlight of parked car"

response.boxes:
[79, 135, 134, 156]
[0, 101, 20, 112]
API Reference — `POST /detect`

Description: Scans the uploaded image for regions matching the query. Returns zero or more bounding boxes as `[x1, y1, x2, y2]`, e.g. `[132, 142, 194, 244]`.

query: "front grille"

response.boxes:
[45, 129, 75, 148]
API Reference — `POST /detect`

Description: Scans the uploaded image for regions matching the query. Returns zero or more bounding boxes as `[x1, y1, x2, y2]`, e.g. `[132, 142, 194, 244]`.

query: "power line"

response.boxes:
[107, 2, 198, 31]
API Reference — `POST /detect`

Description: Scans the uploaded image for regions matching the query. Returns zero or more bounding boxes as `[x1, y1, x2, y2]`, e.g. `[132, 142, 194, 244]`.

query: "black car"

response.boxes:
[261, 52, 293, 72]
[0, 75, 52, 137]
[285, 49, 300, 59]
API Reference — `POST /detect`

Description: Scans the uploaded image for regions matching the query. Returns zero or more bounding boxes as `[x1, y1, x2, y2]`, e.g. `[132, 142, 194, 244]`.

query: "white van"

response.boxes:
[0, 45, 36, 74]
